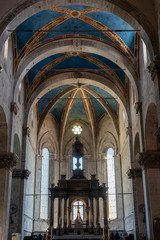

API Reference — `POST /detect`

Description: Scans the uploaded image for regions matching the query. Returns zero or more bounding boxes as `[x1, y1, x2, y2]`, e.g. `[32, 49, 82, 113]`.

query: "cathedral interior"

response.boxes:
[0, 1, 160, 240]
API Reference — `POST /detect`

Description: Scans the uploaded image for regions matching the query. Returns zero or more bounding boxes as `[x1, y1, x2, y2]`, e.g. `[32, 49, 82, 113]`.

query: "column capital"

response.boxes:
[126, 169, 142, 179]
[154, 127, 160, 143]
[12, 168, 31, 179]
[126, 126, 132, 137]
[23, 126, 30, 137]
[148, 56, 160, 81]
[0, 152, 18, 169]
[10, 102, 19, 115]
[134, 102, 142, 114]
[136, 151, 160, 169]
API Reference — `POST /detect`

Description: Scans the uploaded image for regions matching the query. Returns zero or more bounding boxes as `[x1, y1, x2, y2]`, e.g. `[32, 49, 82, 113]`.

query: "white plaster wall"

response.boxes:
[119, 105, 135, 235]
[0, 36, 14, 151]
[97, 114, 124, 231]
[22, 138, 36, 237]
[33, 114, 59, 232]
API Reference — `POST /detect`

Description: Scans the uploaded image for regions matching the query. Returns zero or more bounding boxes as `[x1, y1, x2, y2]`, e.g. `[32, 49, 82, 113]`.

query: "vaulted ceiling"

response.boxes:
[13, 5, 138, 131]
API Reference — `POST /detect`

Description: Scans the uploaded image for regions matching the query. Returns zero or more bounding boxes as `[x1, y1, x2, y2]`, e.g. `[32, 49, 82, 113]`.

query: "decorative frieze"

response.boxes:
[154, 127, 160, 143]
[134, 102, 142, 114]
[23, 126, 30, 137]
[126, 169, 142, 179]
[0, 152, 18, 169]
[12, 168, 31, 179]
[136, 151, 160, 169]
[10, 102, 19, 115]
[148, 56, 160, 81]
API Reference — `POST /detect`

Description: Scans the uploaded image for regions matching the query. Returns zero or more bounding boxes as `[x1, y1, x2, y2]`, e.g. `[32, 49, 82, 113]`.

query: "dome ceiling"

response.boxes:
[12, 5, 138, 130]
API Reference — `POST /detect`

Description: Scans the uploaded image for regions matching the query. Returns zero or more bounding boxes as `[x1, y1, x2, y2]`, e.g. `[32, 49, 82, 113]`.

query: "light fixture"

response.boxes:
[72, 125, 83, 135]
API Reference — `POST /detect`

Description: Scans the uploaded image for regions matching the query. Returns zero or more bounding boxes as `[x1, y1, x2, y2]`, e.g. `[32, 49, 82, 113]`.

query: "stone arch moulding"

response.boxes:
[38, 130, 58, 156]
[14, 39, 138, 102]
[0, 0, 156, 59]
[145, 103, 158, 151]
[98, 131, 118, 155]
[0, 105, 8, 152]
[23, 76, 130, 135]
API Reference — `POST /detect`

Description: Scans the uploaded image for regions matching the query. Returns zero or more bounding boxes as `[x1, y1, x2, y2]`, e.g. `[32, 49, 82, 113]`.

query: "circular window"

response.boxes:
[72, 125, 83, 135]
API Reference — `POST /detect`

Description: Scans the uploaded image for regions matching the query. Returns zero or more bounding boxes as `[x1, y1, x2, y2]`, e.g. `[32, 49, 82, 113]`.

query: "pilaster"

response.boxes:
[136, 151, 160, 240]
[0, 152, 18, 240]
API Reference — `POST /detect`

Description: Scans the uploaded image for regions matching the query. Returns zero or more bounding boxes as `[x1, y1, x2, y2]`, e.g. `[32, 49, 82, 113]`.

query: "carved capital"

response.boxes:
[23, 126, 30, 137]
[10, 102, 19, 115]
[12, 168, 31, 179]
[126, 126, 132, 137]
[126, 169, 142, 179]
[136, 151, 160, 169]
[134, 102, 142, 114]
[148, 56, 160, 81]
[154, 127, 160, 143]
[0, 152, 18, 169]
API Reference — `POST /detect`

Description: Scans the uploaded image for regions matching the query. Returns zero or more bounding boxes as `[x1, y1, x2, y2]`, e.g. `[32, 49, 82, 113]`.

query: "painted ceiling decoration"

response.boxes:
[12, 4, 139, 132]
[37, 84, 118, 129]
[25, 51, 126, 101]
[13, 5, 139, 72]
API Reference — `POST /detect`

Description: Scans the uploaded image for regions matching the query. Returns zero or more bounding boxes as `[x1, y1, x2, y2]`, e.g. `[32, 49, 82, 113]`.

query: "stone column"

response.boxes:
[126, 169, 143, 238]
[0, 152, 17, 240]
[136, 151, 160, 240]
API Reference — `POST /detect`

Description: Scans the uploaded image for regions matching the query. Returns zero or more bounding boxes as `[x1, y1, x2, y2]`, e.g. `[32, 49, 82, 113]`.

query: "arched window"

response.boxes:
[73, 157, 83, 170]
[40, 148, 49, 220]
[107, 148, 117, 220]
[73, 200, 84, 221]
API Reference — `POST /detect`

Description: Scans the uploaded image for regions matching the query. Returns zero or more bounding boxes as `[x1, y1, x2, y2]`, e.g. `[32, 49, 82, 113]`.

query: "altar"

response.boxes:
[48, 137, 109, 239]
